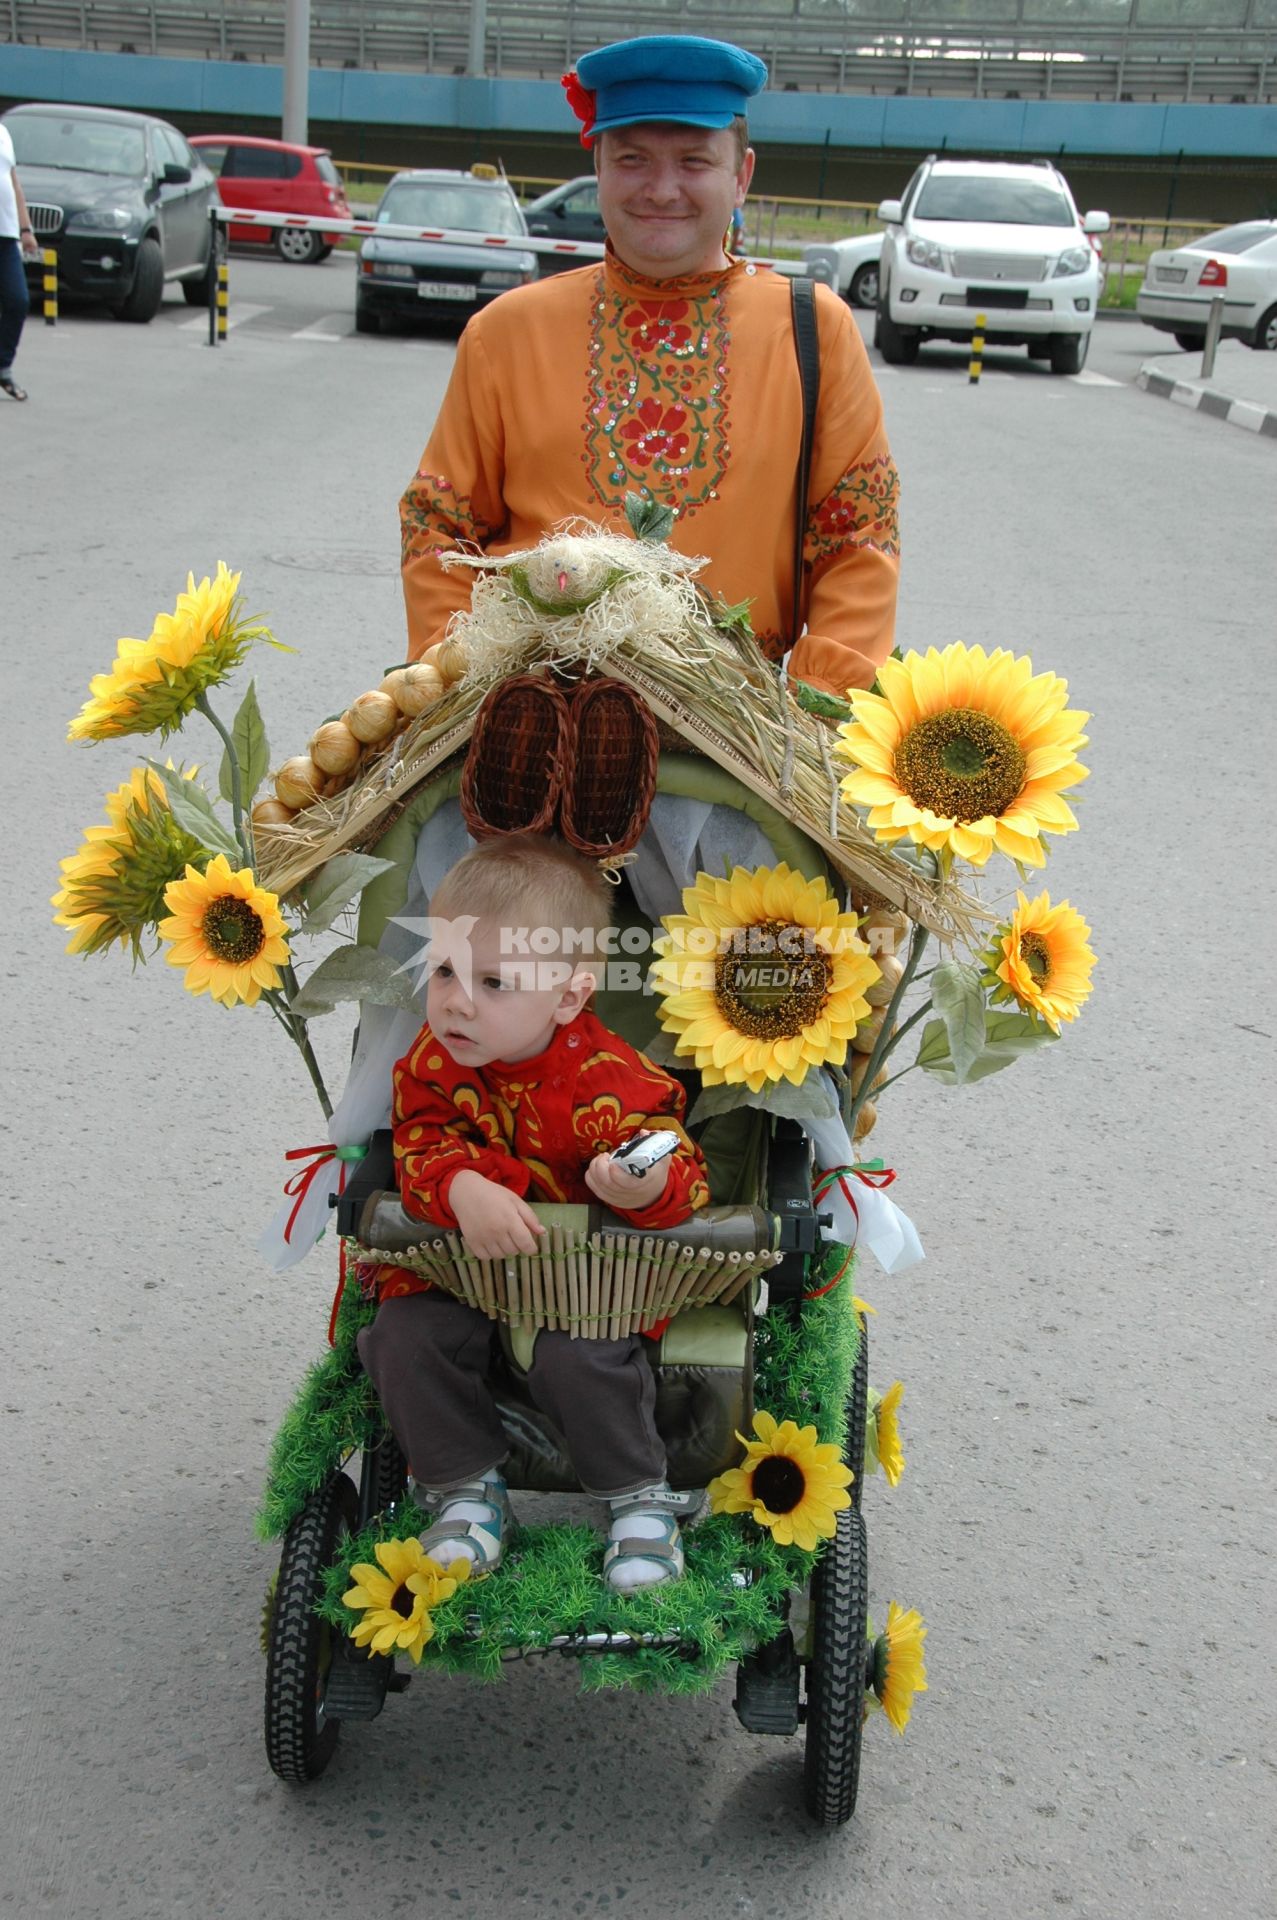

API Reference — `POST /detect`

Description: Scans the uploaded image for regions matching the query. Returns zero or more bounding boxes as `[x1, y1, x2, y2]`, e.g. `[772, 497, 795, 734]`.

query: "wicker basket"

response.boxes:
[459, 673, 570, 839]
[559, 677, 660, 860]
[357, 1200, 783, 1339]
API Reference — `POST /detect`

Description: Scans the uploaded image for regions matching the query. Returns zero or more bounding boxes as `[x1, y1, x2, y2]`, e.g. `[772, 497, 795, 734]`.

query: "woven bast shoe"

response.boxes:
[559, 677, 660, 860]
[459, 673, 571, 839]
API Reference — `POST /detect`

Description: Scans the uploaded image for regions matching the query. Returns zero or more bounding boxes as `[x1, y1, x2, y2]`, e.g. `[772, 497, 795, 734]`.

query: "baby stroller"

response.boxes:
[255, 542, 932, 1829]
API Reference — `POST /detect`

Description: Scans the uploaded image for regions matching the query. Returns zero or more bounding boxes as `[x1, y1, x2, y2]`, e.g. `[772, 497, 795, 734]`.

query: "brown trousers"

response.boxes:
[357, 1290, 666, 1498]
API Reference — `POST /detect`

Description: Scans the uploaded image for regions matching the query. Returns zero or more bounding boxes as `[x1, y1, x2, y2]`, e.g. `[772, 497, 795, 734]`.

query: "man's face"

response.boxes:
[595, 123, 755, 280]
[426, 919, 593, 1068]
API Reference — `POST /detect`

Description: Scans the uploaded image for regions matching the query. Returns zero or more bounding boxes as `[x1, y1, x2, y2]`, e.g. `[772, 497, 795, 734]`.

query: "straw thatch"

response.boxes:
[253, 526, 984, 944]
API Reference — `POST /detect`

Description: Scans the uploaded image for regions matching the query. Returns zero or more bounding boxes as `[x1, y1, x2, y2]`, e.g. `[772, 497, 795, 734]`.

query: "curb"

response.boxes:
[1136, 362, 1277, 438]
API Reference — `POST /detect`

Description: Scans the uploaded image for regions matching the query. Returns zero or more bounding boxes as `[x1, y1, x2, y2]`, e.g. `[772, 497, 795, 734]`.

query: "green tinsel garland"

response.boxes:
[255, 1276, 379, 1541]
[263, 1244, 862, 1695]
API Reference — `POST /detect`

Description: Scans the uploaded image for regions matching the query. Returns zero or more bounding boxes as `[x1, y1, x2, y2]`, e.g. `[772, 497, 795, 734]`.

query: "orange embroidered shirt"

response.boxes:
[400, 251, 900, 698]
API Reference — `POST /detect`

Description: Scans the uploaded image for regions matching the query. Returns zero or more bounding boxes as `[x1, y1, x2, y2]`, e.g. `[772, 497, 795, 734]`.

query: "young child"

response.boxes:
[357, 834, 711, 1591]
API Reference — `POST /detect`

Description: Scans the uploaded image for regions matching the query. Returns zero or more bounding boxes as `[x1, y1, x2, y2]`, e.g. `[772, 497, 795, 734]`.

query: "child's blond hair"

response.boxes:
[431, 834, 613, 956]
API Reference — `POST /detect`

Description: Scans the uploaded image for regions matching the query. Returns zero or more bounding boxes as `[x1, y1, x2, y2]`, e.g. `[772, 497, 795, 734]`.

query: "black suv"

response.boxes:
[3, 102, 218, 322]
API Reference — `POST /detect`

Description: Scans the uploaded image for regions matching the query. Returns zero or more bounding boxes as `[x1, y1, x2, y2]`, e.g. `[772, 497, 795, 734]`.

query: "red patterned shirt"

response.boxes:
[380, 1010, 709, 1304]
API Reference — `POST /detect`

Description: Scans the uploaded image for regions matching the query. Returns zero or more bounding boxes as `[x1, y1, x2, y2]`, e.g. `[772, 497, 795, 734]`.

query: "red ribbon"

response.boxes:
[282, 1143, 351, 1244]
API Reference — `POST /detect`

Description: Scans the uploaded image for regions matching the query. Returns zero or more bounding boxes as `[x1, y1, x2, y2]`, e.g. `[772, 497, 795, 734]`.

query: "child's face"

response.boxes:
[426, 919, 595, 1067]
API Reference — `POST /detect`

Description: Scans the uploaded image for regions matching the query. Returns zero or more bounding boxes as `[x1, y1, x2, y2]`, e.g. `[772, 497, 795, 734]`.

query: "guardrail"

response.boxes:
[200, 204, 823, 344]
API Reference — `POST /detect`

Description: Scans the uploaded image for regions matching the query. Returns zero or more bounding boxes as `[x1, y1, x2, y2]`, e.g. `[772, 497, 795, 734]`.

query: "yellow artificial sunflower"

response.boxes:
[871, 1601, 928, 1733]
[52, 766, 204, 958]
[342, 1537, 471, 1665]
[982, 890, 1096, 1034]
[67, 564, 278, 743]
[873, 1381, 906, 1488]
[708, 1410, 853, 1550]
[158, 852, 291, 1006]
[836, 643, 1089, 869]
[649, 864, 881, 1093]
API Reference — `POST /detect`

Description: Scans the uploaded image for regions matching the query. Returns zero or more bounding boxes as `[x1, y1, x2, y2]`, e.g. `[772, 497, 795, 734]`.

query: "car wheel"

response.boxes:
[181, 226, 224, 307]
[1173, 332, 1203, 351]
[277, 226, 324, 265]
[848, 261, 879, 311]
[1048, 332, 1087, 375]
[116, 237, 165, 323]
[1249, 303, 1277, 352]
[876, 309, 920, 366]
[315, 244, 334, 263]
[354, 300, 381, 335]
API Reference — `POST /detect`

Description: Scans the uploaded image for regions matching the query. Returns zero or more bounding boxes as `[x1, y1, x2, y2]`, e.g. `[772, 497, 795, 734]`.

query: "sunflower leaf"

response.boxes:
[145, 761, 242, 864]
[288, 945, 422, 1017]
[218, 678, 270, 806]
[688, 1075, 837, 1127]
[297, 853, 397, 935]
[916, 1012, 1058, 1083]
[929, 960, 987, 1084]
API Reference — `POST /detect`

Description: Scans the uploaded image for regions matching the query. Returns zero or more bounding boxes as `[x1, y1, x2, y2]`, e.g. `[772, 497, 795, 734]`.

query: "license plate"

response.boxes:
[418, 281, 476, 302]
[966, 285, 1029, 310]
[1156, 267, 1188, 283]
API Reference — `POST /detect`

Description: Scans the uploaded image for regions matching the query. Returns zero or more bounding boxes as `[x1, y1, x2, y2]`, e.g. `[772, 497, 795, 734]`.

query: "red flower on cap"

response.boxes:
[561, 70, 597, 147]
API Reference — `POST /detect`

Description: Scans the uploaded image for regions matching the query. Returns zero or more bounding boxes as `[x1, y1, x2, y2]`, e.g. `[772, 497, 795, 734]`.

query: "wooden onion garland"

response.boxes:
[268, 644, 467, 819]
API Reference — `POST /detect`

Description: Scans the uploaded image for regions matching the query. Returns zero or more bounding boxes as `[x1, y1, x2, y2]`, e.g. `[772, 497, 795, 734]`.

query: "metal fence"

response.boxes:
[5, 0, 1275, 102]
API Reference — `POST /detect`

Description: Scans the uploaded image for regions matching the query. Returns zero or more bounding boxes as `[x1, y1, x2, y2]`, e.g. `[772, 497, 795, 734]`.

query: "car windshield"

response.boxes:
[1191, 223, 1275, 255]
[377, 182, 525, 236]
[9, 113, 146, 176]
[914, 177, 1075, 227]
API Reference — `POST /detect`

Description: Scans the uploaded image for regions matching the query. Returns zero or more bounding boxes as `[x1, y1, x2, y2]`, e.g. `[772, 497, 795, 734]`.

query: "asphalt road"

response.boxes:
[3, 253, 1274, 1920]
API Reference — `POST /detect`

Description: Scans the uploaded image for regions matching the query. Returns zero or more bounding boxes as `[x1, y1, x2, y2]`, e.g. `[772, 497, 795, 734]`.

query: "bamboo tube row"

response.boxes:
[357, 1229, 782, 1339]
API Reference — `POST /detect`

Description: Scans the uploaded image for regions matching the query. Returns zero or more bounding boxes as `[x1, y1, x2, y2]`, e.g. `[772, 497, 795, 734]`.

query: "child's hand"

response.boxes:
[449, 1170, 547, 1260]
[586, 1150, 671, 1213]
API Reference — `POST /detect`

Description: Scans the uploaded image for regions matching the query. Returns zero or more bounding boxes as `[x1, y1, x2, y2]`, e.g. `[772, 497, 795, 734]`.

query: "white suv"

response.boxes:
[875, 157, 1109, 374]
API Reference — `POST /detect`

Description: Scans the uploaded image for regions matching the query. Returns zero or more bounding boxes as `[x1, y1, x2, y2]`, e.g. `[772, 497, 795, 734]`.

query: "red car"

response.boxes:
[189, 135, 351, 263]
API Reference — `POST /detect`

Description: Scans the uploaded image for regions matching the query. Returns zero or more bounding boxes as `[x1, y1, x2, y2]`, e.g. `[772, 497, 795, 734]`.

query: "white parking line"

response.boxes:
[178, 303, 271, 333]
[292, 317, 349, 341]
[1070, 369, 1121, 386]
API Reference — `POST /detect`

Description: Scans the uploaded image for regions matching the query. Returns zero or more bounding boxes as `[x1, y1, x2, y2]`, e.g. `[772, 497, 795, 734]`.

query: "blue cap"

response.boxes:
[566, 36, 767, 144]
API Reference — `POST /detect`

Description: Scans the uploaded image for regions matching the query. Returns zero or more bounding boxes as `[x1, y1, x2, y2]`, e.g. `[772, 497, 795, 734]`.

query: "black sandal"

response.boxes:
[0, 375, 28, 401]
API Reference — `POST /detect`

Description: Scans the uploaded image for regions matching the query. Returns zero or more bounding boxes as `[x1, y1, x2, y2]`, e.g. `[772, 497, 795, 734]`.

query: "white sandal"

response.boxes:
[416, 1477, 512, 1574]
[602, 1484, 703, 1591]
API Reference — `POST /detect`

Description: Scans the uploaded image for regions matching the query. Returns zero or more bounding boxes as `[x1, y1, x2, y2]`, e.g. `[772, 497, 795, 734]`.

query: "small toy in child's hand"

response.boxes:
[612, 1129, 681, 1177]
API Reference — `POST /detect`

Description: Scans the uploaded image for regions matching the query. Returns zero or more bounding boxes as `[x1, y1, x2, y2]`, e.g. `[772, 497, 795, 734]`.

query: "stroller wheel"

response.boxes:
[848, 1313, 869, 1509]
[802, 1506, 869, 1827]
[264, 1473, 357, 1782]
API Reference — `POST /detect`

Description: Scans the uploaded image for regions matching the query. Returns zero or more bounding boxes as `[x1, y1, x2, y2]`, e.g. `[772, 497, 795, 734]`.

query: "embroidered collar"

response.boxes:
[603, 242, 748, 302]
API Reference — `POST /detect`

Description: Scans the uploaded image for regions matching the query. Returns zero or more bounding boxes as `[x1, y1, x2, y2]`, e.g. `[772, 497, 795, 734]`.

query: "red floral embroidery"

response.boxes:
[561, 70, 597, 147]
[805, 456, 901, 563]
[623, 300, 693, 355]
[621, 398, 690, 468]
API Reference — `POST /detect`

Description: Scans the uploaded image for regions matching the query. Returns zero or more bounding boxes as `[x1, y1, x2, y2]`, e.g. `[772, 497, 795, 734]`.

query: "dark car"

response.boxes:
[523, 174, 607, 274]
[356, 168, 536, 333]
[2, 102, 218, 322]
[190, 134, 351, 264]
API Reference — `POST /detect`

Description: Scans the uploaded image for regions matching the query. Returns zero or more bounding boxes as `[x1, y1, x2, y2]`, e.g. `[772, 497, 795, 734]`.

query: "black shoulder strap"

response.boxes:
[789, 275, 821, 651]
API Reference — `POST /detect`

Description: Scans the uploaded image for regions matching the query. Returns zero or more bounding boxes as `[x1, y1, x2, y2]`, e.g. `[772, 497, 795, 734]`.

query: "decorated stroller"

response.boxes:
[58, 517, 1092, 1829]
[250, 518, 948, 1828]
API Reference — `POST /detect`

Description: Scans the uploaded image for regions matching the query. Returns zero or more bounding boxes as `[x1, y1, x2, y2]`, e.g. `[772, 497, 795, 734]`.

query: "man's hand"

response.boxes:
[585, 1151, 671, 1214]
[449, 1170, 546, 1260]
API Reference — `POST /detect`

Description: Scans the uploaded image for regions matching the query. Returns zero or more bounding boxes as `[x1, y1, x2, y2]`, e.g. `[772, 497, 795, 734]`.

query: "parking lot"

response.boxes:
[5, 258, 1275, 1919]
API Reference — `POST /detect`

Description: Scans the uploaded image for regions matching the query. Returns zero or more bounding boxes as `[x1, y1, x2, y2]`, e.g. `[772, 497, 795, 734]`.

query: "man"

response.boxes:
[0, 121, 41, 401]
[400, 35, 899, 699]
